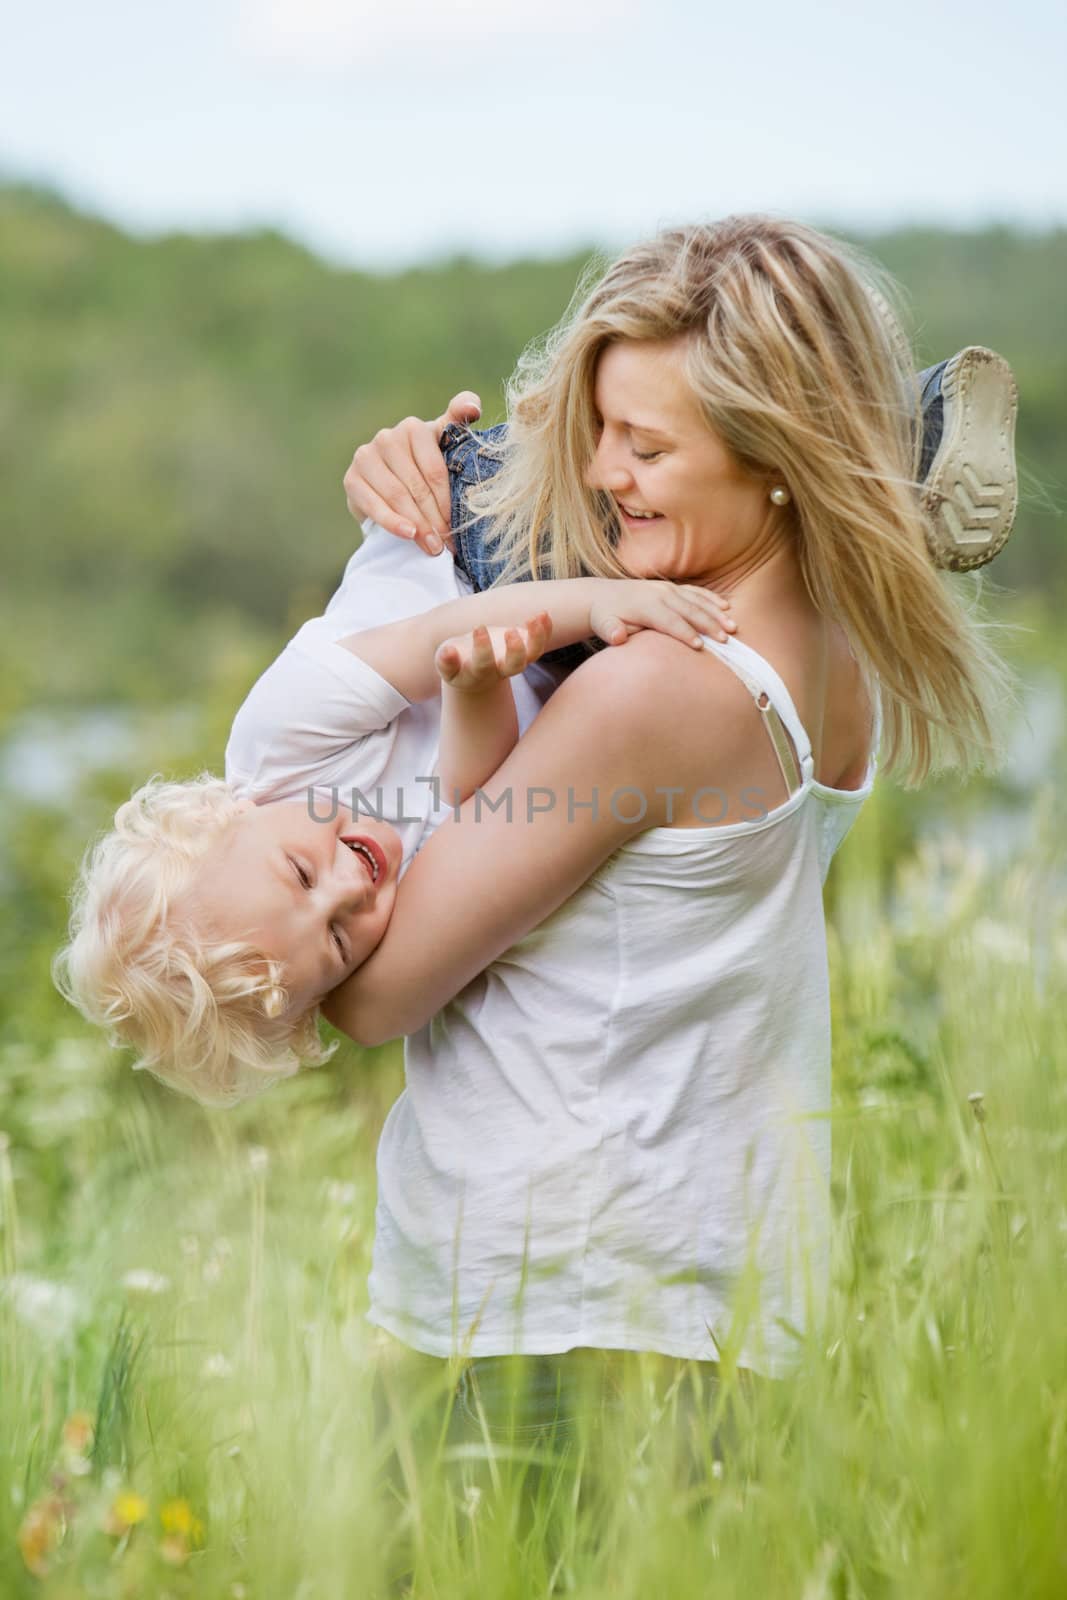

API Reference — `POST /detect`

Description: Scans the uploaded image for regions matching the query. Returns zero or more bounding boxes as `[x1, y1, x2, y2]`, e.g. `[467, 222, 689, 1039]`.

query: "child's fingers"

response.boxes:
[469, 624, 496, 672]
[594, 612, 629, 647]
[522, 611, 554, 662]
[677, 583, 731, 611]
[435, 641, 462, 680]
[499, 627, 529, 678]
[633, 599, 722, 649]
[673, 591, 737, 643]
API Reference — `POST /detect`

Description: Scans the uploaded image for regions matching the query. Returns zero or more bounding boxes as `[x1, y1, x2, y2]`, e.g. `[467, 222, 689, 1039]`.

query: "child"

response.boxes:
[53, 520, 733, 1109]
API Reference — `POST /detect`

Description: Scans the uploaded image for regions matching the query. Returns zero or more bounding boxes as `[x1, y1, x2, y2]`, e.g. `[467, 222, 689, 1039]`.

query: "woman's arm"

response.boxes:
[321, 631, 739, 1047]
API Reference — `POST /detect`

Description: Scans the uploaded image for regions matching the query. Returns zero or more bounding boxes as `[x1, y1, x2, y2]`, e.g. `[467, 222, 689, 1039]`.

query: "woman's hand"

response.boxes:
[342, 391, 483, 557]
[590, 579, 737, 649]
[435, 613, 554, 693]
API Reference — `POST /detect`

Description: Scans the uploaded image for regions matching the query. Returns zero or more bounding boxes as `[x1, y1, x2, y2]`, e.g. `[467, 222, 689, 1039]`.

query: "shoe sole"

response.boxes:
[921, 346, 1018, 572]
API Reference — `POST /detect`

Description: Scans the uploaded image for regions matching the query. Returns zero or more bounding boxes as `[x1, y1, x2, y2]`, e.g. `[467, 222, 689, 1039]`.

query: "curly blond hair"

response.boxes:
[466, 215, 1017, 787]
[52, 774, 336, 1108]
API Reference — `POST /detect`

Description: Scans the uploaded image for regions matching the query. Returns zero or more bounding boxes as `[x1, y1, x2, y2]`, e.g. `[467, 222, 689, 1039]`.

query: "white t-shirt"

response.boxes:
[224, 521, 563, 871]
[367, 636, 883, 1379]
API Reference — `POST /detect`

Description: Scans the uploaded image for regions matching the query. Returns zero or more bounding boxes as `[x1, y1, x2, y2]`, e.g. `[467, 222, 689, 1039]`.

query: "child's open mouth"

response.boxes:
[341, 836, 385, 883]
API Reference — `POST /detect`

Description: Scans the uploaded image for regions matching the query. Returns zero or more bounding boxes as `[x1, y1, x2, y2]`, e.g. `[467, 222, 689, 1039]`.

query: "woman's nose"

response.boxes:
[584, 439, 632, 494]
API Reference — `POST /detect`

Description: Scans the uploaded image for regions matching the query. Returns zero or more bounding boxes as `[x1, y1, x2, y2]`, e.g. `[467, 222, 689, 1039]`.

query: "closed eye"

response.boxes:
[332, 926, 348, 963]
[633, 449, 663, 462]
[289, 856, 312, 889]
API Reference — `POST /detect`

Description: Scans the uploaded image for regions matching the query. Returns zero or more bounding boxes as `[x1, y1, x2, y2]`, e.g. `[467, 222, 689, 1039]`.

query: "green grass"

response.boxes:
[1, 769, 1065, 1598]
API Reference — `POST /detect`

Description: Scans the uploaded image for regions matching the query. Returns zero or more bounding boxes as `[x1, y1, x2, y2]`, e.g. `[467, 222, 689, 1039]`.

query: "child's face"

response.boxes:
[192, 797, 403, 1017]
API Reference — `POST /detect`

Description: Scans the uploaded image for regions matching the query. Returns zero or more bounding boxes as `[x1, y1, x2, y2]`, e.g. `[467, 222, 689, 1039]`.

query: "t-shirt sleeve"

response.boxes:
[224, 620, 410, 801]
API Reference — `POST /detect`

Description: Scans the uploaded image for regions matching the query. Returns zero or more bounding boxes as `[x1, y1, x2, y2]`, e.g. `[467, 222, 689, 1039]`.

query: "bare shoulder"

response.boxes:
[574, 630, 756, 728]
[568, 630, 770, 786]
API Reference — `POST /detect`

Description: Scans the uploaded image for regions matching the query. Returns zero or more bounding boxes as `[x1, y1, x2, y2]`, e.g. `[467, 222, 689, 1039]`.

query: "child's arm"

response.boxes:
[434, 613, 553, 802]
[337, 575, 735, 705]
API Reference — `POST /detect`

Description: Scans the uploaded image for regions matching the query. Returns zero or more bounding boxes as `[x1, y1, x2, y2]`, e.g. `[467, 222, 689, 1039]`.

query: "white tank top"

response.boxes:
[367, 635, 883, 1379]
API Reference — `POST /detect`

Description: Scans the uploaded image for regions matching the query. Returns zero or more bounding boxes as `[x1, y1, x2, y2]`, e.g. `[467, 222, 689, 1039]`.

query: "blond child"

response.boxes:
[54, 520, 733, 1107]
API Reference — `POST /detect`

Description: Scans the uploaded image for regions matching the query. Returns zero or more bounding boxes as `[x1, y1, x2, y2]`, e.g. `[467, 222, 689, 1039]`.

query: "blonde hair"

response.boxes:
[465, 215, 1016, 786]
[52, 774, 336, 1109]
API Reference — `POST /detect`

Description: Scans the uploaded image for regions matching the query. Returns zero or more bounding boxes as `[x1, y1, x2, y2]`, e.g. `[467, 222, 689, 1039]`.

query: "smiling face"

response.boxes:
[585, 337, 785, 587]
[190, 797, 404, 1019]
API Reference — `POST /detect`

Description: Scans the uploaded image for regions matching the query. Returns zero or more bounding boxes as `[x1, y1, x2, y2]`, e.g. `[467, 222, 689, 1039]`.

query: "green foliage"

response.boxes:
[1, 181, 1063, 716]
[1, 183, 1066, 1595]
[1, 818, 1065, 1596]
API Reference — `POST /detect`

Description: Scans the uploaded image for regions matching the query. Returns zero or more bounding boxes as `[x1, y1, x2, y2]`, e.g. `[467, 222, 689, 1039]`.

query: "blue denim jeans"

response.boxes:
[440, 420, 513, 594]
[440, 420, 595, 674]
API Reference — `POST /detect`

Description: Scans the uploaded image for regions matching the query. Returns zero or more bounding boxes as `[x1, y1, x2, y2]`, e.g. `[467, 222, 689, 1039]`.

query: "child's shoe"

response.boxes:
[917, 346, 1018, 571]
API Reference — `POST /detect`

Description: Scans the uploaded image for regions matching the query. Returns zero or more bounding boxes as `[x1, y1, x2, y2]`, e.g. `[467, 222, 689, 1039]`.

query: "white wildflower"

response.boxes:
[1, 1273, 84, 1345]
[461, 1483, 483, 1520]
[121, 1268, 171, 1295]
[201, 1352, 234, 1380]
[202, 1237, 232, 1285]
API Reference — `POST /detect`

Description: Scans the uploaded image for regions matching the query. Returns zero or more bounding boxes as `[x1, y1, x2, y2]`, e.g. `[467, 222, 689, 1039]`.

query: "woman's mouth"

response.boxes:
[618, 503, 664, 525]
[340, 835, 387, 884]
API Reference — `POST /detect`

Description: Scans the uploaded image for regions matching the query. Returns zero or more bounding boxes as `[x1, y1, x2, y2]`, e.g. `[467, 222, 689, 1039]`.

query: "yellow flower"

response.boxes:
[160, 1498, 205, 1545]
[104, 1489, 149, 1536]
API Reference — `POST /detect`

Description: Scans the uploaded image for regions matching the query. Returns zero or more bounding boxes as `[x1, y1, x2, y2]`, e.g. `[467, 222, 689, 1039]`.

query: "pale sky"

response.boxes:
[2, 0, 1064, 267]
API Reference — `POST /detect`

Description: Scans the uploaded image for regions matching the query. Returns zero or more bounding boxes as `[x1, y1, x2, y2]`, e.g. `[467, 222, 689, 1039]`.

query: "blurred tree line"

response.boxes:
[1, 181, 1064, 724]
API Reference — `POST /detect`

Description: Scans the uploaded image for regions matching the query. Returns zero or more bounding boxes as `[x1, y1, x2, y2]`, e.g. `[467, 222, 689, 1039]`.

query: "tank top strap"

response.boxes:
[700, 635, 816, 793]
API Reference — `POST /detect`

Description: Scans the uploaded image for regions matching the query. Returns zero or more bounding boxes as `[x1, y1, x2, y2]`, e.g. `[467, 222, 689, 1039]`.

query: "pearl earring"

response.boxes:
[262, 986, 287, 1020]
[769, 485, 791, 507]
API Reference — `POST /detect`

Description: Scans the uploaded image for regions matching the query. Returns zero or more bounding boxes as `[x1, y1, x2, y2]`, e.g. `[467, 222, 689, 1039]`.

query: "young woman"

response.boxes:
[329, 215, 1016, 1444]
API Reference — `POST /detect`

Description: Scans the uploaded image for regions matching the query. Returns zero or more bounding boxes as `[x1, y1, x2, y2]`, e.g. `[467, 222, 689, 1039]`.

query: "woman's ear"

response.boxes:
[233, 797, 256, 816]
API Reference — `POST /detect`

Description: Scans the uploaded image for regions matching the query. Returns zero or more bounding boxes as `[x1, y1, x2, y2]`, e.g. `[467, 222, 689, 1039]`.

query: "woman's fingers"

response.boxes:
[346, 479, 419, 543]
[379, 420, 451, 549]
[344, 410, 463, 554]
[432, 391, 482, 434]
[408, 425, 456, 550]
[390, 416, 451, 537]
[345, 449, 424, 540]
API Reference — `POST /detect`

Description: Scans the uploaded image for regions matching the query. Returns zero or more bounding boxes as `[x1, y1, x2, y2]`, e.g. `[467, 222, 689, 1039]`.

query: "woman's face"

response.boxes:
[585, 337, 783, 587]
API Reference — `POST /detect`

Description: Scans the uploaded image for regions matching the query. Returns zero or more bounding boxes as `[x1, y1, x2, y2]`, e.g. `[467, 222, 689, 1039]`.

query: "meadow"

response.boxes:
[1, 188, 1065, 1595]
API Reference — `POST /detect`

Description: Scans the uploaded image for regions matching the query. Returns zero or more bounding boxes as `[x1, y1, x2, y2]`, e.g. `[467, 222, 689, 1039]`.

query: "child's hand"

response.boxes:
[590, 579, 737, 649]
[435, 612, 554, 692]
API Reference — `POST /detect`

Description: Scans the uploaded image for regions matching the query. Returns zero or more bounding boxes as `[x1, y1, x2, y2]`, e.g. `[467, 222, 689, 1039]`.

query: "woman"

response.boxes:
[325, 216, 1014, 1447]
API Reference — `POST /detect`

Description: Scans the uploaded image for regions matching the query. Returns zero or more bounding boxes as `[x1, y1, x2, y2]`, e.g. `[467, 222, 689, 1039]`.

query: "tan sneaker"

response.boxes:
[918, 346, 1019, 571]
